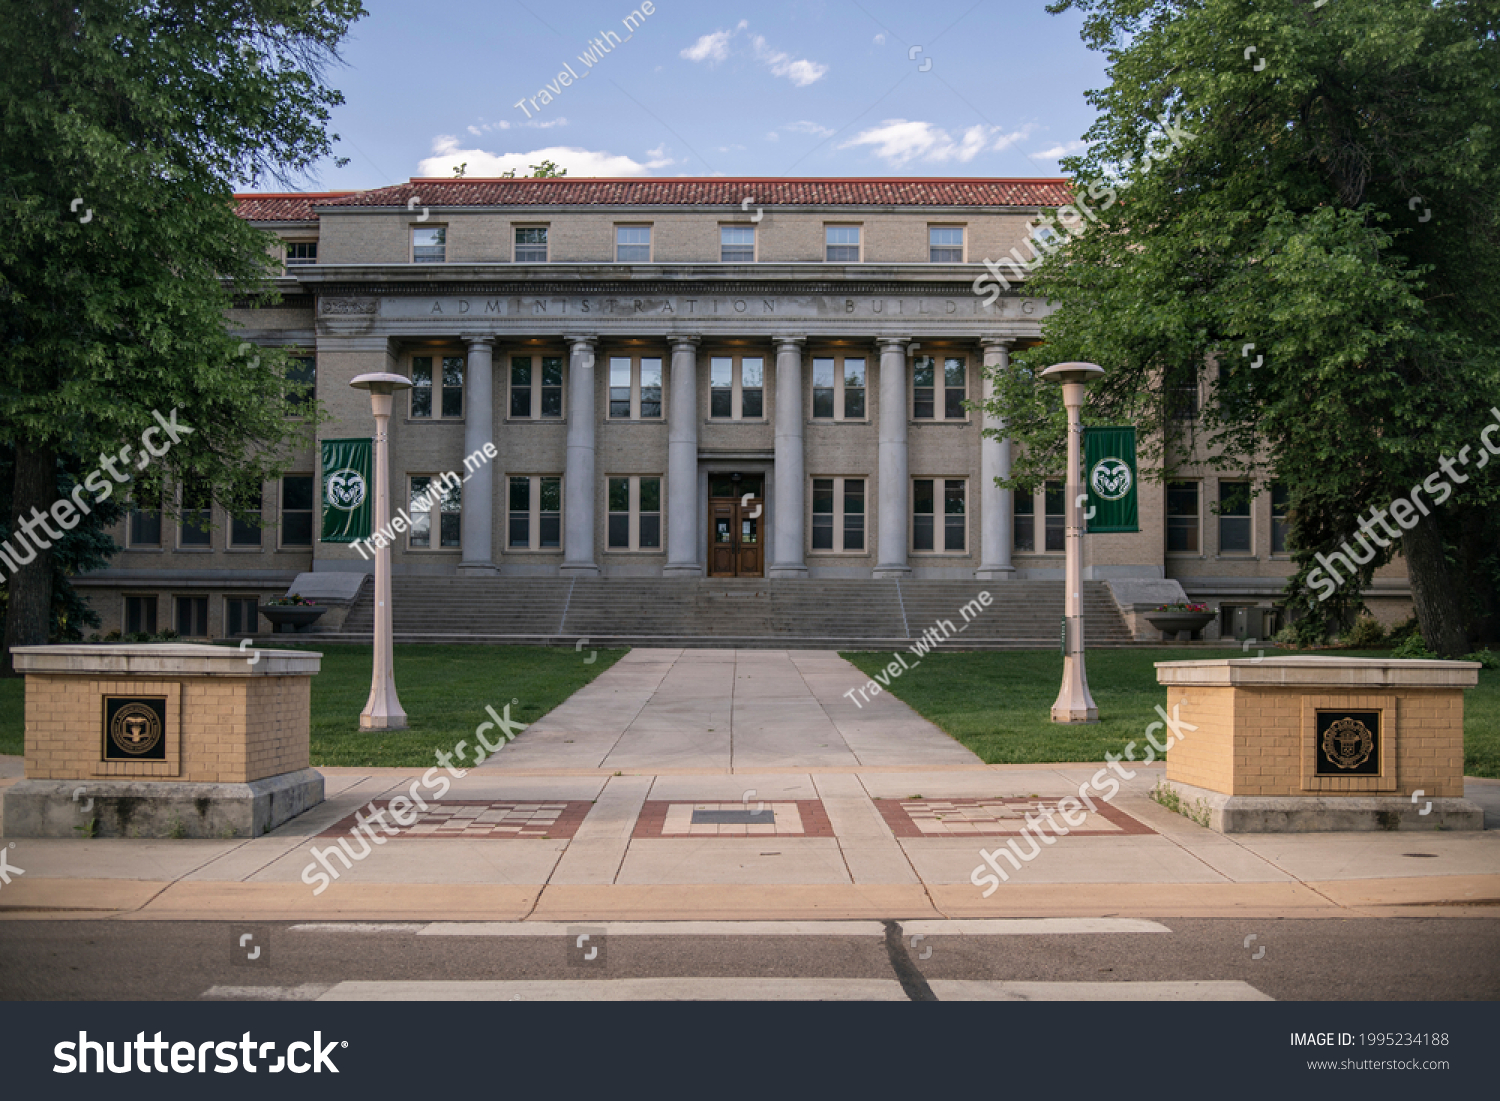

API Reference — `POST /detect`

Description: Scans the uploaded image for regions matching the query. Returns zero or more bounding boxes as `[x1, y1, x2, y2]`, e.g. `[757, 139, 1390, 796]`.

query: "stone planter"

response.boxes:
[1146, 611, 1215, 642]
[263, 605, 328, 634]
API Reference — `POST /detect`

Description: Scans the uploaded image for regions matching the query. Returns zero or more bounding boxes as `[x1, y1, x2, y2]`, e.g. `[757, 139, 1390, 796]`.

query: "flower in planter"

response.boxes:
[1154, 602, 1209, 612]
[266, 593, 320, 607]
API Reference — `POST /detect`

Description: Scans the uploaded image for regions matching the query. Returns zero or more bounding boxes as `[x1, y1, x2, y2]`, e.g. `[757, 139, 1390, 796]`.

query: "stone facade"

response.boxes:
[74, 178, 1413, 639]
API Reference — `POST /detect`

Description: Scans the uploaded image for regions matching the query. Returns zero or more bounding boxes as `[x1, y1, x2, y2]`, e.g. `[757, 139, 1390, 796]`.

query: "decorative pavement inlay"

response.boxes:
[633, 801, 835, 839]
[874, 796, 1155, 838]
[318, 800, 593, 840]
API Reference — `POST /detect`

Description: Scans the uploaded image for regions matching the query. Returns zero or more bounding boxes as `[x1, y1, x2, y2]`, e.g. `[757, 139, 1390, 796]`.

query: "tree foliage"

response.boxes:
[985, 0, 1500, 654]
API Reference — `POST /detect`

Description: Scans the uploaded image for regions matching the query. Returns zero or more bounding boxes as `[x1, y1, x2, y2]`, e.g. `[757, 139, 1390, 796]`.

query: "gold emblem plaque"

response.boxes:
[1315, 711, 1380, 776]
[103, 697, 167, 760]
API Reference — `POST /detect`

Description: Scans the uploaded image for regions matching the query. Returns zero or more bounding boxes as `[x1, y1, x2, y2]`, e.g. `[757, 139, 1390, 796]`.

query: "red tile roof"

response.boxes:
[235, 178, 1070, 220]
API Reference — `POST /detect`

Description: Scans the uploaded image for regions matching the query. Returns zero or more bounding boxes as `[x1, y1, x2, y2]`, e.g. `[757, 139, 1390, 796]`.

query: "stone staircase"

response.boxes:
[328, 577, 1138, 649]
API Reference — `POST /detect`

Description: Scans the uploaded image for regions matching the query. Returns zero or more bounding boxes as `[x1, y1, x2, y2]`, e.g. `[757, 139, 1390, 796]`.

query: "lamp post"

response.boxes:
[350, 372, 412, 731]
[1039, 362, 1105, 724]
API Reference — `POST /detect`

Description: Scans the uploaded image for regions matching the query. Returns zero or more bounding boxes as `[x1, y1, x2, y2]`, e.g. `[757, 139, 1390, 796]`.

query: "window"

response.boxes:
[128, 495, 162, 548]
[125, 595, 157, 635]
[226, 597, 258, 637]
[709, 356, 764, 419]
[607, 476, 662, 551]
[412, 225, 446, 263]
[615, 225, 652, 262]
[913, 355, 967, 420]
[608, 355, 663, 419]
[180, 480, 212, 548]
[508, 476, 563, 551]
[721, 225, 755, 262]
[514, 226, 548, 262]
[410, 355, 465, 419]
[510, 355, 564, 418]
[811, 477, 865, 552]
[825, 225, 861, 262]
[929, 226, 964, 262]
[287, 356, 315, 413]
[1271, 482, 1292, 553]
[1218, 481, 1252, 553]
[1166, 481, 1200, 552]
[1013, 488, 1035, 552]
[1171, 369, 1200, 420]
[914, 479, 966, 552]
[408, 475, 462, 550]
[811, 356, 866, 420]
[285, 241, 317, 266]
[175, 596, 209, 638]
[281, 476, 314, 547]
[230, 488, 262, 548]
[1044, 480, 1065, 551]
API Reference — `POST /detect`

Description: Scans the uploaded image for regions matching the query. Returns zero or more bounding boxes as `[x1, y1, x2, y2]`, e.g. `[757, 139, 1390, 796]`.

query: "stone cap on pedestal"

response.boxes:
[11, 643, 321, 678]
[1155, 656, 1480, 689]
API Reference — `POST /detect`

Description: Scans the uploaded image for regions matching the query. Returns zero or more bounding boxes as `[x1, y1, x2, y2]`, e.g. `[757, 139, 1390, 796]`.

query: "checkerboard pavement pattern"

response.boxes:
[632, 800, 835, 839]
[875, 796, 1154, 838]
[319, 800, 592, 840]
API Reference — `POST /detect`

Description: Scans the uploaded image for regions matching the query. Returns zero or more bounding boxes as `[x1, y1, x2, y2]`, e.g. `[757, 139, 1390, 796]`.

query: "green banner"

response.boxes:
[320, 438, 373, 543]
[1085, 426, 1139, 533]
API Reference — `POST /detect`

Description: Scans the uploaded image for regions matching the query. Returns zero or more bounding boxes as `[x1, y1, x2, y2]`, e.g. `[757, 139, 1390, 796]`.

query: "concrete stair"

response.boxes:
[327, 577, 1138, 649]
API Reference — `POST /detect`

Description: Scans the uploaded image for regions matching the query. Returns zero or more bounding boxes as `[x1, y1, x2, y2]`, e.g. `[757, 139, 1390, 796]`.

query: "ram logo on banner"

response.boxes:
[1085, 426, 1139, 533]
[320, 438, 373, 543]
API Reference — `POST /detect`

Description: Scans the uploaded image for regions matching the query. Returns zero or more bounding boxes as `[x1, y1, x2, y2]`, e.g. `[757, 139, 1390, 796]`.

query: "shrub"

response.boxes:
[1462, 649, 1499, 670]
[1387, 614, 1422, 645]
[1272, 625, 1303, 650]
[1341, 616, 1387, 649]
[1393, 632, 1435, 659]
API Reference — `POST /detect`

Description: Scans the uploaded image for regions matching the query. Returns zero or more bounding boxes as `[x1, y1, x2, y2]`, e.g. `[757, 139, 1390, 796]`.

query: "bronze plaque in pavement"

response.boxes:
[1315, 710, 1380, 776]
[103, 697, 167, 760]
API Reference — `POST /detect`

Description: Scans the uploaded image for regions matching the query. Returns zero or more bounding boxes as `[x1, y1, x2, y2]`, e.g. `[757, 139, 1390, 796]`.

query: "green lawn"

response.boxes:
[0, 644, 626, 767]
[841, 648, 1500, 778]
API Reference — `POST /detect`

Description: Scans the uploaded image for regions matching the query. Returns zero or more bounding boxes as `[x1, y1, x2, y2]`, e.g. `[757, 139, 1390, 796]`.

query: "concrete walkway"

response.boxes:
[482, 648, 981, 771]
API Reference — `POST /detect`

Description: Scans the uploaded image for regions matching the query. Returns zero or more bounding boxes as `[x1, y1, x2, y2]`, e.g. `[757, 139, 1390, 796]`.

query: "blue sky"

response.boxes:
[311, 0, 1109, 188]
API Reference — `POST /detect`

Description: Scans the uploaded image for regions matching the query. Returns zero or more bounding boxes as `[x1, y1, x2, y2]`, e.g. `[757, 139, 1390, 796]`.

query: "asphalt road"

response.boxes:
[1, 917, 1497, 1001]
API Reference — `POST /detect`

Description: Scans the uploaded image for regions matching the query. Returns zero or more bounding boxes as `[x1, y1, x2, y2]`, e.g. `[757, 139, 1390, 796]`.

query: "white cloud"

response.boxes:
[782, 120, 835, 137]
[1034, 140, 1087, 160]
[839, 120, 1030, 168]
[418, 136, 669, 178]
[680, 21, 826, 86]
[874, 33, 886, 45]
[466, 118, 569, 136]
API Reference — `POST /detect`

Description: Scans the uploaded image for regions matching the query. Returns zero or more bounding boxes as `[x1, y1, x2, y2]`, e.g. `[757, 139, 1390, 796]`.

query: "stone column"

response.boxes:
[664, 335, 702, 576]
[561, 335, 600, 575]
[458, 336, 497, 575]
[874, 336, 913, 578]
[769, 335, 808, 578]
[977, 336, 1017, 580]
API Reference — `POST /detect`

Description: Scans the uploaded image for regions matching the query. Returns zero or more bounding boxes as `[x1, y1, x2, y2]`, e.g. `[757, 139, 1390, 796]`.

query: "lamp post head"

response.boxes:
[350, 372, 414, 396]
[1039, 362, 1106, 387]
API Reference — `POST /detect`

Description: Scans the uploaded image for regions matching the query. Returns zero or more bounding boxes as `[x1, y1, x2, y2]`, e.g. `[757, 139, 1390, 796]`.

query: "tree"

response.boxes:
[982, 0, 1500, 655]
[0, 0, 364, 672]
[498, 160, 570, 179]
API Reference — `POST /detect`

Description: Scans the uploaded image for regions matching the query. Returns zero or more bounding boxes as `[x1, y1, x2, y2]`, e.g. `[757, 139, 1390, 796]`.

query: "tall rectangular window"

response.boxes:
[226, 597, 258, 637]
[180, 481, 212, 548]
[1218, 481, 1252, 553]
[607, 476, 662, 551]
[175, 595, 209, 637]
[129, 495, 162, 548]
[811, 356, 867, 421]
[510, 356, 563, 418]
[1171, 369, 1200, 420]
[710, 358, 733, 418]
[708, 356, 764, 419]
[514, 226, 548, 262]
[825, 225, 861, 262]
[1013, 489, 1035, 553]
[811, 477, 865, 552]
[508, 475, 563, 551]
[929, 226, 964, 262]
[412, 225, 446, 263]
[125, 595, 157, 635]
[1271, 482, 1292, 553]
[287, 356, 316, 413]
[607, 355, 663, 419]
[230, 487, 262, 548]
[913, 479, 966, 552]
[281, 476, 314, 547]
[285, 241, 317, 266]
[1167, 481, 1200, 552]
[410, 355, 464, 419]
[721, 225, 755, 262]
[408, 475, 461, 550]
[913, 356, 968, 420]
[615, 225, 652, 262]
[1044, 480, 1065, 551]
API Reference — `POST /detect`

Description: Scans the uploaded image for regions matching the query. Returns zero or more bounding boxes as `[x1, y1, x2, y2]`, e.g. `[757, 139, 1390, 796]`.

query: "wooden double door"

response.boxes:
[708, 474, 764, 577]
